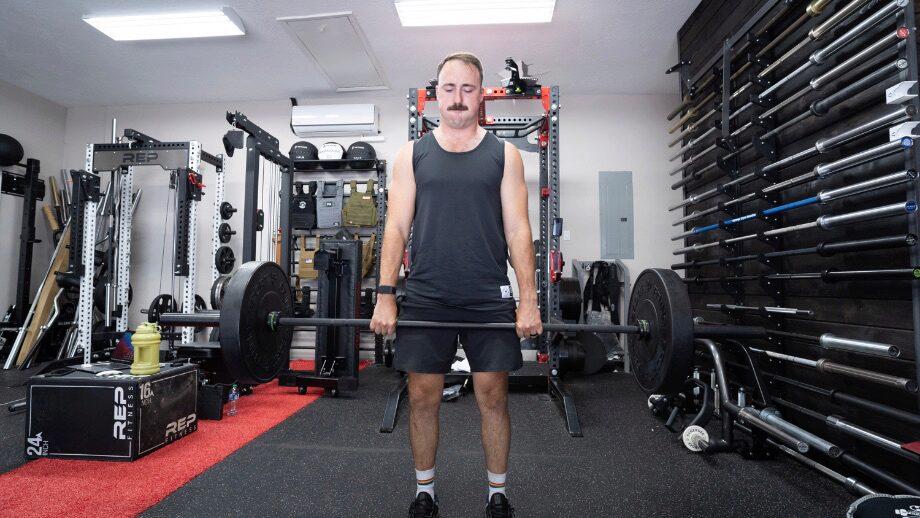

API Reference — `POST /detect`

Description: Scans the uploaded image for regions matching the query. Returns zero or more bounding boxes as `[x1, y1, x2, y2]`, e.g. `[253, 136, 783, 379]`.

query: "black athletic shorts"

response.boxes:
[393, 306, 523, 374]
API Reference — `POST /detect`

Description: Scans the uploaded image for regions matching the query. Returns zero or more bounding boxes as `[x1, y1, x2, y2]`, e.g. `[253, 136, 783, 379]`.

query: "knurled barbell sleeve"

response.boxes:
[816, 359, 918, 393]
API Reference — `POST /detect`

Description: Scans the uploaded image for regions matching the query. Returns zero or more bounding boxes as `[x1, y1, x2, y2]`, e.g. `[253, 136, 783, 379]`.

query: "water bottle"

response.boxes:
[228, 384, 239, 416]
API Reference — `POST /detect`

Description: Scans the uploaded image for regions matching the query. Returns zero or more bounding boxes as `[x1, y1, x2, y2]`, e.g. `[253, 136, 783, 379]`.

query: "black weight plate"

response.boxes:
[559, 277, 582, 321]
[215, 246, 236, 274]
[220, 201, 236, 220]
[147, 294, 176, 324]
[627, 269, 694, 394]
[575, 331, 608, 375]
[210, 275, 231, 309]
[219, 222, 234, 243]
[554, 333, 581, 373]
[220, 261, 293, 384]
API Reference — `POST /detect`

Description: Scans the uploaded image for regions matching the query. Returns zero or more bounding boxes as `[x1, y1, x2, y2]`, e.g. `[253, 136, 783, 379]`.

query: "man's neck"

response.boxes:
[433, 125, 485, 152]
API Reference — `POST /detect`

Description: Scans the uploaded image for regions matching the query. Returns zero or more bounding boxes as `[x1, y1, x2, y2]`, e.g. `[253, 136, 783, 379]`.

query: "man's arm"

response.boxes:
[370, 141, 416, 336]
[500, 142, 542, 337]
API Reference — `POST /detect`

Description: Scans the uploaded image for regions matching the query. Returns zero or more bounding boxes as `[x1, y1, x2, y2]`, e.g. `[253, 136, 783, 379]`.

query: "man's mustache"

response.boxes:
[447, 104, 468, 111]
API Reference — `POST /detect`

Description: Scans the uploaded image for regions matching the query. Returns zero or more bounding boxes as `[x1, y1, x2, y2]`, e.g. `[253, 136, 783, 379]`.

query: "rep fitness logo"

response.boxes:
[113, 386, 129, 440]
[165, 414, 197, 441]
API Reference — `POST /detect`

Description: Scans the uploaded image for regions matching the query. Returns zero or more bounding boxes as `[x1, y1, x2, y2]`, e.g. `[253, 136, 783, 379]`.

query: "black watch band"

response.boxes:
[377, 285, 397, 295]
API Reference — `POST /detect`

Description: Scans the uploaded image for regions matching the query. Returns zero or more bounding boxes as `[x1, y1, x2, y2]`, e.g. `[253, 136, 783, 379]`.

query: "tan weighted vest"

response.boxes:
[299, 235, 321, 280]
[342, 179, 377, 227]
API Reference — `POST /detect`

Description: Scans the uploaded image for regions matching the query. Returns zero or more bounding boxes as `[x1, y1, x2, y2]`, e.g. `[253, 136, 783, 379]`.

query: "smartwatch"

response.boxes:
[377, 285, 397, 295]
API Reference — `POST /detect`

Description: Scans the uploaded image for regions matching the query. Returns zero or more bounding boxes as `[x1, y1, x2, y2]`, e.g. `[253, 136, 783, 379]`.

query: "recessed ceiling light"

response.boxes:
[394, 0, 556, 27]
[83, 7, 245, 41]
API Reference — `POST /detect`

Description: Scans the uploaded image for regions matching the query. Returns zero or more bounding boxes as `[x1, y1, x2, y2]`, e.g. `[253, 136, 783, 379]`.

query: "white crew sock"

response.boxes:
[416, 467, 435, 498]
[488, 470, 507, 500]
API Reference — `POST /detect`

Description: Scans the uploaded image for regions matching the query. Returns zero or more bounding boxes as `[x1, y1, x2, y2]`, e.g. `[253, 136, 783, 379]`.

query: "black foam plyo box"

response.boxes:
[25, 362, 198, 461]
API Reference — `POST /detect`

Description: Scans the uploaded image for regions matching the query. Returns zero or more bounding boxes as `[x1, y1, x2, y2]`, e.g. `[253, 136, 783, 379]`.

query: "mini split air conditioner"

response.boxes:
[291, 104, 379, 137]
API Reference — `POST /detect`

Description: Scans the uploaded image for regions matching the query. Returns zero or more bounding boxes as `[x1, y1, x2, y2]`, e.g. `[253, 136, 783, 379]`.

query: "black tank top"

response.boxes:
[402, 131, 515, 321]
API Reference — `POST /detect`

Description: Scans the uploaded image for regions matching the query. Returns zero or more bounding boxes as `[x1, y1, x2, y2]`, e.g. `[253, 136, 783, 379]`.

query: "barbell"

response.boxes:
[158, 261, 769, 392]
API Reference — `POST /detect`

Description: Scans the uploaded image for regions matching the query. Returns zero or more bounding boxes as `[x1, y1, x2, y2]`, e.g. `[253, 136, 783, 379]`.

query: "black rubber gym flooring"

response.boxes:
[132, 364, 854, 518]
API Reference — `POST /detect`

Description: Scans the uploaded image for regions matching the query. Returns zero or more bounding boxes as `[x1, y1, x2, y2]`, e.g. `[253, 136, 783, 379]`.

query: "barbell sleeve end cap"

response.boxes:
[637, 319, 650, 337]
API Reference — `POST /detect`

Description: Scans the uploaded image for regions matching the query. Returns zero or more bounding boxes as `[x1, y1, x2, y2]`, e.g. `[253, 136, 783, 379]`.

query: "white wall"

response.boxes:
[62, 92, 680, 330]
[0, 79, 67, 315]
[557, 94, 682, 276]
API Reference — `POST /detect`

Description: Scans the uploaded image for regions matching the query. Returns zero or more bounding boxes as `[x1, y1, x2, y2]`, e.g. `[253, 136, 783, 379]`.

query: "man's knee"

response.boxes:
[408, 373, 443, 414]
[473, 373, 509, 414]
[477, 391, 508, 416]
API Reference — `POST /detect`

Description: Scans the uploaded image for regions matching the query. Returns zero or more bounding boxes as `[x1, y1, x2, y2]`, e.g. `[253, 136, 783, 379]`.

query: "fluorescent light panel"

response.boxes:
[395, 0, 555, 27]
[83, 7, 245, 41]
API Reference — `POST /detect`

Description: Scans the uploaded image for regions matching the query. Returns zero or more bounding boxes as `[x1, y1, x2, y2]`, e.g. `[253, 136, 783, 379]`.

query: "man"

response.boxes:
[370, 52, 541, 518]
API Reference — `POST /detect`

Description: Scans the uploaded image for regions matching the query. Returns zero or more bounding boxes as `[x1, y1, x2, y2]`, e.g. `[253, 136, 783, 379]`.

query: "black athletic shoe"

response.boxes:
[485, 493, 515, 518]
[408, 492, 439, 518]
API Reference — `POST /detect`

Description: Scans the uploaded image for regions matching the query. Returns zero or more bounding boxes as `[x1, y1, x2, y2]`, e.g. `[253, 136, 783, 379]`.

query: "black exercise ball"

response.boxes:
[346, 141, 377, 169]
[289, 141, 318, 169]
[0, 134, 24, 167]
